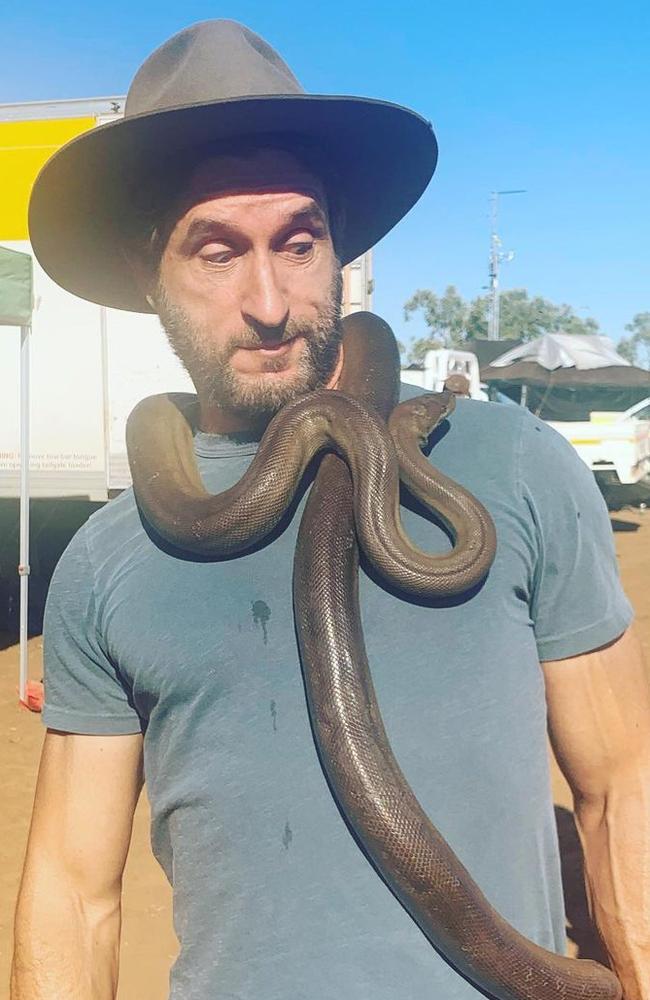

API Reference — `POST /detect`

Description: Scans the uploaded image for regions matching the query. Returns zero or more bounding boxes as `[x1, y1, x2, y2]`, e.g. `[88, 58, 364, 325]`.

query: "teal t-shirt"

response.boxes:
[42, 393, 632, 1000]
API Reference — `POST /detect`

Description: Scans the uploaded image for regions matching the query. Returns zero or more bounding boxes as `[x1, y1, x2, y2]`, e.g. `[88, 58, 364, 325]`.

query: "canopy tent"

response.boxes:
[488, 333, 632, 372]
[480, 334, 650, 420]
[0, 247, 34, 705]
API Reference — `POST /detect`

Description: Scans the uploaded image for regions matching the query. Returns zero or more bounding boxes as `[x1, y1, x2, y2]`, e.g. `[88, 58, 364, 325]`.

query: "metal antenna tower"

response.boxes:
[487, 189, 525, 339]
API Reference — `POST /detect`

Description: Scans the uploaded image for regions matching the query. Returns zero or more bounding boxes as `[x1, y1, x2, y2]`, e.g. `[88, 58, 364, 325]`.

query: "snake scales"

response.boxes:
[126, 311, 621, 1000]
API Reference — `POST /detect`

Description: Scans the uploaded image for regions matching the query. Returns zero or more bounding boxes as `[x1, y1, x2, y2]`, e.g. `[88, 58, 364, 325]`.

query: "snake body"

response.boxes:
[127, 311, 621, 999]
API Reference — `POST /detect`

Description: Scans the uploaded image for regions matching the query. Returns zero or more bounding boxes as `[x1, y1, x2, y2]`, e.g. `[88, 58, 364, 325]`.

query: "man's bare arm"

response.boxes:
[544, 627, 650, 1000]
[11, 729, 144, 1000]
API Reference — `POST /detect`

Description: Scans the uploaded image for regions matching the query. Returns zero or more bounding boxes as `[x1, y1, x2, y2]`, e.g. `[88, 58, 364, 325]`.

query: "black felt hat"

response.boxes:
[28, 19, 438, 313]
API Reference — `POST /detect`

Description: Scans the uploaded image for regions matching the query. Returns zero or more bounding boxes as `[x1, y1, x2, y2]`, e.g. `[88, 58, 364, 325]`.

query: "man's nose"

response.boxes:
[241, 256, 290, 333]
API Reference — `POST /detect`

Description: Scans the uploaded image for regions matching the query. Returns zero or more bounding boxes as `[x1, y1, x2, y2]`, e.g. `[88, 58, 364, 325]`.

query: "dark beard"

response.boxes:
[155, 269, 344, 424]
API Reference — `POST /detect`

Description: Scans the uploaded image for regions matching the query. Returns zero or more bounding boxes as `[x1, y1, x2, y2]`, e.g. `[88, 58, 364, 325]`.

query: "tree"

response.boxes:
[497, 290, 599, 341]
[406, 336, 445, 365]
[619, 312, 650, 369]
[465, 296, 489, 340]
[402, 286, 600, 362]
[616, 336, 638, 364]
[626, 312, 650, 339]
[403, 286, 468, 361]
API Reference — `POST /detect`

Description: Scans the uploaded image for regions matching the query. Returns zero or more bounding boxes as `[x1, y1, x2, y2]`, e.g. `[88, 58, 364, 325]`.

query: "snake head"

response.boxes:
[391, 392, 456, 445]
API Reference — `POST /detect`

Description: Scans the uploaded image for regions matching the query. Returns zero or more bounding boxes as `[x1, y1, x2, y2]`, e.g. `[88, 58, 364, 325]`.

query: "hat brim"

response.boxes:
[28, 94, 437, 312]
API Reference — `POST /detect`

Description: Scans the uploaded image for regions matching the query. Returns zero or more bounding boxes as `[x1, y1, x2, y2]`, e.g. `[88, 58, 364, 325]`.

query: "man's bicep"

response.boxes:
[26, 729, 144, 899]
[543, 627, 650, 803]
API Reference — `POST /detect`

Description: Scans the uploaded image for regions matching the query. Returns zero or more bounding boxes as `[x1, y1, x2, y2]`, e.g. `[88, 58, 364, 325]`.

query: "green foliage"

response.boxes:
[617, 336, 638, 364]
[403, 286, 468, 351]
[626, 312, 650, 338]
[403, 285, 602, 364]
[620, 312, 650, 369]
[498, 290, 599, 341]
[465, 296, 489, 340]
[407, 336, 445, 364]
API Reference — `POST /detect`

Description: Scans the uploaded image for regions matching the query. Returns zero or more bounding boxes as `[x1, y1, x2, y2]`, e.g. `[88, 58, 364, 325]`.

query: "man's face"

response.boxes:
[152, 148, 343, 424]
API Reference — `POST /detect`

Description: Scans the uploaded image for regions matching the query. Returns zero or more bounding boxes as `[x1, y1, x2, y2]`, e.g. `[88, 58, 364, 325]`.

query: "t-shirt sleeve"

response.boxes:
[518, 411, 634, 661]
[42, 522, 143, 735]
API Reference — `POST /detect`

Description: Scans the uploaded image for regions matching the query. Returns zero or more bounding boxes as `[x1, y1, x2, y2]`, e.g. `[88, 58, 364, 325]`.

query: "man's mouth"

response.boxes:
[242, 335, 300, 356]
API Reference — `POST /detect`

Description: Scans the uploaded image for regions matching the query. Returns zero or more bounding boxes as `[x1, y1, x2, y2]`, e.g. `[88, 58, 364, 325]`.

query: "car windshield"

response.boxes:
[625, 399, 650, 421]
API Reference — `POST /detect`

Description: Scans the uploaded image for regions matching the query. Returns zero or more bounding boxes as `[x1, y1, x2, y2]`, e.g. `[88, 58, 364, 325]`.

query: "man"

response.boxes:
[12, 20, 650, 1000]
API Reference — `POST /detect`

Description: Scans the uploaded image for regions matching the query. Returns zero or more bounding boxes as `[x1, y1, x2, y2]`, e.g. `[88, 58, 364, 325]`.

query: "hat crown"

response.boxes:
[126, 20, 305, 118]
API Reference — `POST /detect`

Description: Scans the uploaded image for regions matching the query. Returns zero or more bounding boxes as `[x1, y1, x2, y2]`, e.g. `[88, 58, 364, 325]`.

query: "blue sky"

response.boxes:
[3, 0, 649, 348]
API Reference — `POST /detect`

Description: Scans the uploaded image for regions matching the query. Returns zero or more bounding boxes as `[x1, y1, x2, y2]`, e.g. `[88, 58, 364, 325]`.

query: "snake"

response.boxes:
[126, 311, 621, 1000]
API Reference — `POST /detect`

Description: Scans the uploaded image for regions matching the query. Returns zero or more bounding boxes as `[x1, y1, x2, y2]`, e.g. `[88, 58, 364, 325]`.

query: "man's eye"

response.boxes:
[285, 241, 314, 257]
[200, 248, 234, 265]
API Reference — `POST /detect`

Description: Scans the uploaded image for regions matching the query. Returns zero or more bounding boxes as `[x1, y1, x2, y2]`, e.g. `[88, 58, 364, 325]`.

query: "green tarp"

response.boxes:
[0, 247, 33, 326]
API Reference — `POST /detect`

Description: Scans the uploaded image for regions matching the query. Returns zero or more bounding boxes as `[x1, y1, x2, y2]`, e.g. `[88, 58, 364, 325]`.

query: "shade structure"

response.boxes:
[488, 333, 632, 372]
[481, 361, 650, 389]
[481, 358, 650, 421]
[0, 246, 33, 325]
[0, 247, 34, 705]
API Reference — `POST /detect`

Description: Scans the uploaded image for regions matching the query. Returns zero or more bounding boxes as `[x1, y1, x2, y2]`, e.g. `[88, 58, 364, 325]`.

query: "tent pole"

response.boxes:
[18, 324, 31, 704]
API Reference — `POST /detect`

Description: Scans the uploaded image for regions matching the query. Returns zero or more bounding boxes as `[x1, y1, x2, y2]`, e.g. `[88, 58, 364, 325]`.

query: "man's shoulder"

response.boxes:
[395, 386, 595, 509]
[87, 485, 141, 535]
[446, 394, 527, 436]
[45, 488, 146, 635]
[63, 487, 145, 575]
[398, 382, 529, 452]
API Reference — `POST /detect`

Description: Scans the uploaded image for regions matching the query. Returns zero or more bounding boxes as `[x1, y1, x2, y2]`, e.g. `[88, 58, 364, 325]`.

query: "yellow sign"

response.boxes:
[0, 117, 95, 240]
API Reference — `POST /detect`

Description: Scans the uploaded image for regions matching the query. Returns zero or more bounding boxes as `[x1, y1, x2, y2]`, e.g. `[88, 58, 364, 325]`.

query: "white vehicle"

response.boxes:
[547, 398, 650, 507]
[401, 348, 487, 399]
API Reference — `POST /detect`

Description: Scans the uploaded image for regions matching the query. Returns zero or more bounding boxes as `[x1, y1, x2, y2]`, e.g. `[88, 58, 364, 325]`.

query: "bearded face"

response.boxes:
[155, 266, 343, 423]
[150, 148, 345, 432]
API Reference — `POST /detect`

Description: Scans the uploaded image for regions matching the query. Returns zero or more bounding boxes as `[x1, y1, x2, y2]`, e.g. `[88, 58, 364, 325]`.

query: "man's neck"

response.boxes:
[197, 403, 268, 437]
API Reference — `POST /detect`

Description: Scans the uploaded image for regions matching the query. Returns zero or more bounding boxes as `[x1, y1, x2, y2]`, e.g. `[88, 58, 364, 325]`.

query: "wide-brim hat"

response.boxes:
[28, 20, 438, 313]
